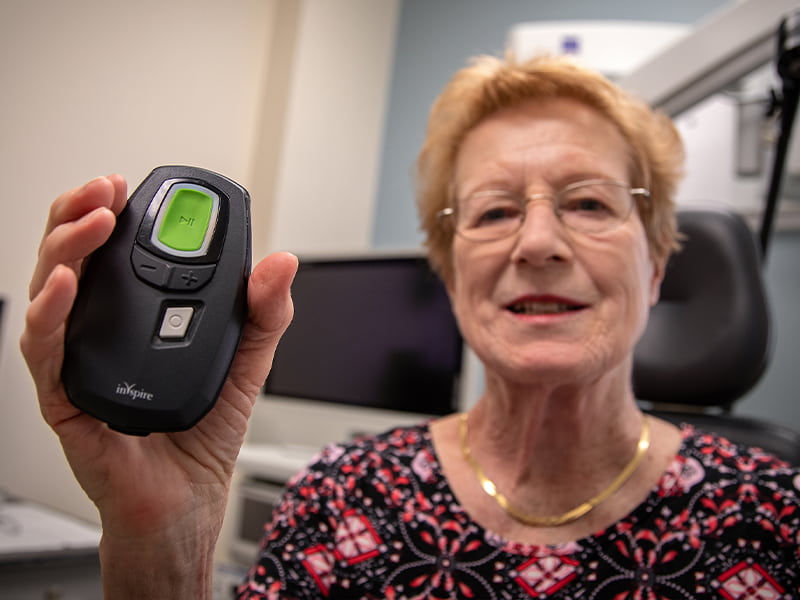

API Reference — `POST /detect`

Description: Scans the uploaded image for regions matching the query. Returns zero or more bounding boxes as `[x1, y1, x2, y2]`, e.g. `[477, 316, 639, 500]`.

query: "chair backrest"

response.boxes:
[633, 207, 771, 410]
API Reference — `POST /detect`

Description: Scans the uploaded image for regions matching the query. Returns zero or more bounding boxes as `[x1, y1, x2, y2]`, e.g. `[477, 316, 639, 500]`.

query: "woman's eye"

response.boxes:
[477, 206, 520, 224]
[563, 197, 613, 215]
[461, 193, 522, 228]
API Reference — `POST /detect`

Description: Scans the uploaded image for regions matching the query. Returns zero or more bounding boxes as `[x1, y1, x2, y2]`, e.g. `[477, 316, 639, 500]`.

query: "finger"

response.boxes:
[248, 252, 298, 336]
[42, 175, 127, 244]
[227, 252, 298, 396]
[30, 176, 126, 301]
[29, 206, 117, 301]
[20, 264, 79, 406]
[106, 173, 129, 215]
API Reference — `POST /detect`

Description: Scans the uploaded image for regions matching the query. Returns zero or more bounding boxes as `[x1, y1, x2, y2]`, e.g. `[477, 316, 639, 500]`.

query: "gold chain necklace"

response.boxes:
[458, 412, 650, 527]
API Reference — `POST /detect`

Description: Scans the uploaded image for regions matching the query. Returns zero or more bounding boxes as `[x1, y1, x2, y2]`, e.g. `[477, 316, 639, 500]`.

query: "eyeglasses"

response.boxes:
[437, 179, 650, 242]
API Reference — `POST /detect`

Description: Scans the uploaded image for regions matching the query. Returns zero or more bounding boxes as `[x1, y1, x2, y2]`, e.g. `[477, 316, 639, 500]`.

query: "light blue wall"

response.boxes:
[738, 232, 800, 427]
[371, 0, 800, 432]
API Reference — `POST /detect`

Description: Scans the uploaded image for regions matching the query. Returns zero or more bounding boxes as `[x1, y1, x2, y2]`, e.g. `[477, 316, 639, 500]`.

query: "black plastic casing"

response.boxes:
[62, 166, 251, 435]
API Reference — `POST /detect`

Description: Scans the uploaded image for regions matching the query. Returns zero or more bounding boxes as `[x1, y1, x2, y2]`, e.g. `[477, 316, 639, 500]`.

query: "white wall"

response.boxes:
[262, 1, 399, 256]
[0, 0, 279, 523]
[0, 0, 400, 524]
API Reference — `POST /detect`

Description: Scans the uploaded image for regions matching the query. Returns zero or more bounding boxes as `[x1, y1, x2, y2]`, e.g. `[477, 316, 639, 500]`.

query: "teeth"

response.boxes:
[509, 302, 577, 315]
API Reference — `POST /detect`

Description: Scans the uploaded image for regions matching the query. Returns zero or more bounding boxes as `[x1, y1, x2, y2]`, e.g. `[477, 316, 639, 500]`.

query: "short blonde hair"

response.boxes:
[416, 54, 685, 284]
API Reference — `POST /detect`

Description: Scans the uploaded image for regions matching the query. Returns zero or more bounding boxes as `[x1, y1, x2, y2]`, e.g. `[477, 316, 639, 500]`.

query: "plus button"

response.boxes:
[181, 271, 199, 287]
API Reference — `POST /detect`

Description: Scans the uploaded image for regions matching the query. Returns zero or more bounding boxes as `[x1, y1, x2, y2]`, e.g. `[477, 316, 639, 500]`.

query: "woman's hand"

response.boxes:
[19, 175, 297, 598]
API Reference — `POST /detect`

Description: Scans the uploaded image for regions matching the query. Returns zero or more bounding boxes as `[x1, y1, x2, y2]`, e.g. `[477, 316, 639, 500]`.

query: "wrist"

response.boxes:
[93, 475, 232, 598]
[97, 490, 226, 600]
[99, 526, 218, 599]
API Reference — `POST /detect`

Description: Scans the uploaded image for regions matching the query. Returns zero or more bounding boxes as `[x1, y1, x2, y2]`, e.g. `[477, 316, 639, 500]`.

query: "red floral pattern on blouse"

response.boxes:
[237, 424, 800, 599]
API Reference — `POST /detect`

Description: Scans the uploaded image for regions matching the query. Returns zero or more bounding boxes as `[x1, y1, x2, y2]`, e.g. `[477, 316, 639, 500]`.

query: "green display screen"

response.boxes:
[157, 188, 214, 252]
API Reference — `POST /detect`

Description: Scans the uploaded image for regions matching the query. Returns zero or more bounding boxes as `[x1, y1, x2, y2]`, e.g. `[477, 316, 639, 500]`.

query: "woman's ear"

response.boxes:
[648, 254, 668, 306]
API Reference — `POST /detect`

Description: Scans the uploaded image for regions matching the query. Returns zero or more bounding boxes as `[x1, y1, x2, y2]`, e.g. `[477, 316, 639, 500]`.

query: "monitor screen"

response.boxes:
[263, 255, 462, 416]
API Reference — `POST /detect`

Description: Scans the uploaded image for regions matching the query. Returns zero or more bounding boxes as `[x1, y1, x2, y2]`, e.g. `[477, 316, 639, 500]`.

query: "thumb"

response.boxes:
[248, 251, 298, 337]
[230, 252, 298, 392]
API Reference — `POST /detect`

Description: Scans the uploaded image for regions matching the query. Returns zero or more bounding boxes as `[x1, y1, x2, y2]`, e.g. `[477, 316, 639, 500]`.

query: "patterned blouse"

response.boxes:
[237, 423, 800, 599]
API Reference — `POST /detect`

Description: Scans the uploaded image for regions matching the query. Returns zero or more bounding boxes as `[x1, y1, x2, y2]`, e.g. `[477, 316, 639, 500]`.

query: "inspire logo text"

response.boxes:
[115, 382, 155, 402]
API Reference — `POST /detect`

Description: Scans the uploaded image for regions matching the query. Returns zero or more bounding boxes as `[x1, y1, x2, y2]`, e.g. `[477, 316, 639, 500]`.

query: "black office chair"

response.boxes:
[633, 206, 800, 464]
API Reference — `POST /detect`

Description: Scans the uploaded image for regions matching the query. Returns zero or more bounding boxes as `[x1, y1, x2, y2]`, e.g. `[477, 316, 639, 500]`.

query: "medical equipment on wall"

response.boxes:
[509, 1, 800, 259]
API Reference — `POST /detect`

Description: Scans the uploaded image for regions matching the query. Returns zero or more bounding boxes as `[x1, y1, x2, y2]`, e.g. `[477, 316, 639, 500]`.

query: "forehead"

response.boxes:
[454, 98, 631, 191]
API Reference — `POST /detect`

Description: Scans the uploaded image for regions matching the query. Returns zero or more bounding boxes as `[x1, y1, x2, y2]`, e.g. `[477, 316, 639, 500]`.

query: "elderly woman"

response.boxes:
[21, 55, 799, 599]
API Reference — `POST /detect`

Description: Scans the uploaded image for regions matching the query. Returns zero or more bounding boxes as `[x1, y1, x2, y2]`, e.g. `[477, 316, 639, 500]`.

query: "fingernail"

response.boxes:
[79, 176, 107, 193]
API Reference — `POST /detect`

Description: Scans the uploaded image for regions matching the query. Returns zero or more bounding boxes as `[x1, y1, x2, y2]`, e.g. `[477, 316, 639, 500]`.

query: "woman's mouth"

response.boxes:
[505, 297, 587, 315]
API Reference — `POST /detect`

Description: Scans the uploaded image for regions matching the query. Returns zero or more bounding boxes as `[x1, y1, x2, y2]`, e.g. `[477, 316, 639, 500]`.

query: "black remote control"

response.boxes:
[62, 166, 251, 435]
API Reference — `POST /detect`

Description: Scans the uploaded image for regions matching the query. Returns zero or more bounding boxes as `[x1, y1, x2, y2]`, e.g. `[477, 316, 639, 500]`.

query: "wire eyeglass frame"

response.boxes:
[436, 178, 650, 242]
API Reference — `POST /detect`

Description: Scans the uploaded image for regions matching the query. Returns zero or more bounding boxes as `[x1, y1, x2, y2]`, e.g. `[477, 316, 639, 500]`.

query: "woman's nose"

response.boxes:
[510, 200, 573, 266]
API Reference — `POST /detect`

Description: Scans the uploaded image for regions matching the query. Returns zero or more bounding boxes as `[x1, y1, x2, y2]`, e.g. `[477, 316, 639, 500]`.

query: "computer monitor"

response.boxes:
[262, 254, 463, 417]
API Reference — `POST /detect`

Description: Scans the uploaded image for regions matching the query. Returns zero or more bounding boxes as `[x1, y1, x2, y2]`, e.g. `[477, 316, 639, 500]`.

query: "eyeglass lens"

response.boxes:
[455, 181, 638, 241]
